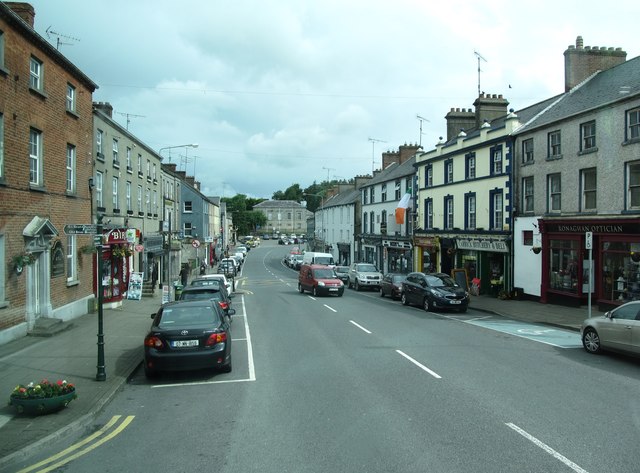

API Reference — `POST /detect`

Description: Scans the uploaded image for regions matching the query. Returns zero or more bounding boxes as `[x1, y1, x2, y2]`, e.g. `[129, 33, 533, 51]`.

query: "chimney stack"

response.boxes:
[93, 102, 114, 118]
[473, 93, 509, 128]
[445, 108, 475, 141]
[564, 36, 626, 92]
[6, 2, 35, 27]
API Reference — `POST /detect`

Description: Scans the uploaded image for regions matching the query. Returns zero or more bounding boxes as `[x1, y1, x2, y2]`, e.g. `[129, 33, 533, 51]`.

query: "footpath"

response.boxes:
[0, 285, 602, 470]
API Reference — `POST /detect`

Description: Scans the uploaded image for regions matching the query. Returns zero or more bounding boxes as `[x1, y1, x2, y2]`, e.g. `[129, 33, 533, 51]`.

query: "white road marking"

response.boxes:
[324, 304, 337, 313]
[505, 423, 589, 473]
[395, 350, 442, 379]
[241, 295, 256, 381]
[349, 320, 372, 334]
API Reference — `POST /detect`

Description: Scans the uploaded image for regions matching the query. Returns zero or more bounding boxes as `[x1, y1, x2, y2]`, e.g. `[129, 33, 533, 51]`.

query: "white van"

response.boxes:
[301, 252, 335, 267]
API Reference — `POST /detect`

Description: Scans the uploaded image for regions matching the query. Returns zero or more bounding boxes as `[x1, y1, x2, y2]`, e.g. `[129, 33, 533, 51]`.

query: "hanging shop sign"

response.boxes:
[50, 240, 65, 278]
[456, 238, 508, 253]
[382, 240, 412, 250]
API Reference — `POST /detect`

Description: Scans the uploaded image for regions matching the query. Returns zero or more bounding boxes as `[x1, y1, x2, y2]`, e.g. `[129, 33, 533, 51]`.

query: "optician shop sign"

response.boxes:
[456, 238, 508, 253]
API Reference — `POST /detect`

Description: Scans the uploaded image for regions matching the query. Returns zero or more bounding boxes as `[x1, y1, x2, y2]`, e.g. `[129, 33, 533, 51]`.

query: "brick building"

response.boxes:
[0, 2, 98, 343]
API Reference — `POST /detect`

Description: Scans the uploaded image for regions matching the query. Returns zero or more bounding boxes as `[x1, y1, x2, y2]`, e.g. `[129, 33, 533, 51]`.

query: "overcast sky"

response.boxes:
[26, 0, 640, 199]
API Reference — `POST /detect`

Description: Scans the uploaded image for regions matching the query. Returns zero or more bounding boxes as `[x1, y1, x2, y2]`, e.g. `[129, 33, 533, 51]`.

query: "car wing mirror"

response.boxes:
[150, 313, 156, 319]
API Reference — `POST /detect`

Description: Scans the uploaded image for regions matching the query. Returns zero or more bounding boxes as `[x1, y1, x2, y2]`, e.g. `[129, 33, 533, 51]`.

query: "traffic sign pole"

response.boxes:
[586, 231, 593, 319]
[96, 215, 106, 381]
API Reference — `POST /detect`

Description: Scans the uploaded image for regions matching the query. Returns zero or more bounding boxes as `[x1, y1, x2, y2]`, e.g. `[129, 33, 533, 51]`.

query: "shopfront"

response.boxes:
[539, 219, 640, 308]
[336, 242, 351, 266]
[95, 228, 134, 308]
[413, 236, 440, 274]
[455, 237, 510, 296]
[382, 239, 412, 274]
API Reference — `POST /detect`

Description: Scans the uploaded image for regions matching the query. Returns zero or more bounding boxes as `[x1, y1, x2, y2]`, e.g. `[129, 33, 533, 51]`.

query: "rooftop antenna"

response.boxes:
[45, 26, 79, 51]
[368, 137, 386, 174]
[322, 166, 335, 182]
[416, 114, 430, 148]
[474, 50, 487, 96]
[116, 111, 146, 131]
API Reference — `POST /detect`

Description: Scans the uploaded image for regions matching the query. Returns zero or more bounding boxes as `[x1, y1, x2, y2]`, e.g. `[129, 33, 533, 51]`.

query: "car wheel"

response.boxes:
[312, 286, 318, 297]
[355, 280, 360, 291]
[582, 327, 602, 354]
[298, 283, 304, 294]
[380, 287, 385, 298]
[220, 355, 232, 373]
[348, 280, 352, 289]
[424, 297, 434, 312]
[401, 293, 408, 306]
[338, 290, 344, 297]
[459, 306, 467, 313]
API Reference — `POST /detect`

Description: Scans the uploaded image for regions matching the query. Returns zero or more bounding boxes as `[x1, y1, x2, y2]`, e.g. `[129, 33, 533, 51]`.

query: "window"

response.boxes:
[627, 108, 640, 141]
[369, 187, 375, 204]
[137, 185, 143, 212]
[425, 198, 433, 229]
[363, 211, 368, 233]
[66, 235, 76, 282]
[581, 168, 597, 211]
[66, 144, 76, 193]
[548, 173, 561, 212]
[137, 154, 142, 174]
[29, 128, 42, 186]
[112, 139, 119, 165]
[126, 182, 132, 211]
[146, 159, 151, 180]
[66, 84, 76, 112]
[112, 177, 119, 209]
[381, 183, 387, 202]
[522, 177, 534, 213]
[395, 180, 401, 200]
[362, 189, 368, 205]
[184, 222, 193, 236]
[523, 139, 534, 163]
[184, 201, 193, 212]
[126, 147, 132, 170]
[405, 176, 412, 195]
[465, 152, 476, 179]
[425, 164, 433, 187]
[491, 191, 503, 230]
[522, 231, 533, 246]
[370, 212, 375, 233]
[146, 189, 151, 214]
[153, 163, 157, 181]
[444, 160, 453, 184]
[153, 190, 158, 215]
[0, 29, 4, 68]
[581, 121, 596, 151]
[96, 172, 103, 207]
[444, 196, 454, 229]
[548, 131, 561, 157]
[491, 145, 503, 174]
[549, 239, 579, 294]
[381, 210, 387, 234]
[627, 161, 640, 210]
[96, 130, 103, 158]
[465, 194, 476, 230]
[29, 56, 43, 90]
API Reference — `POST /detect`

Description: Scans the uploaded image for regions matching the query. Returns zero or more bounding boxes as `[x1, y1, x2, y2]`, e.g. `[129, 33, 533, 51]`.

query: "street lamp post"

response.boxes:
[159, 143, 199, 163]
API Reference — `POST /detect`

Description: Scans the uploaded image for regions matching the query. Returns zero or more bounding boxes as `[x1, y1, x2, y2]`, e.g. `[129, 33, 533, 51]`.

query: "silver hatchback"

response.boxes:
[581, 301, 640, 355]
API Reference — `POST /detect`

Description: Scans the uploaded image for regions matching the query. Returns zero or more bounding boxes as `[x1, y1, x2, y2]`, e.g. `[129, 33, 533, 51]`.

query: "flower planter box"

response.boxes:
[9, 390, 76, 415]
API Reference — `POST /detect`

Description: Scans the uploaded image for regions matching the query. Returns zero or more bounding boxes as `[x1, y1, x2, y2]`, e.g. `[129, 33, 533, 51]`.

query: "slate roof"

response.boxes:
[359, 156, 417, 188]
[515, 55, 640, 134]
[253, 200, 305, 208]
[322, 189, 359, 209]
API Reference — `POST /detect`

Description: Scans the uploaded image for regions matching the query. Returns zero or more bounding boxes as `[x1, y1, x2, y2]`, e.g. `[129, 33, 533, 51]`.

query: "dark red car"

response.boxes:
[380, 273, 407, 300]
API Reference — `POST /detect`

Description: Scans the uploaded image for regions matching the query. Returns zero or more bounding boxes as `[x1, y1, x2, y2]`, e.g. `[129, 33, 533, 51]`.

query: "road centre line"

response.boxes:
[18, 415, 135, 473]
[505, 423, 589, 473]
[324, 304, 337, 312]
[349, 320, 372, 334]
[395, 350, 442, 379]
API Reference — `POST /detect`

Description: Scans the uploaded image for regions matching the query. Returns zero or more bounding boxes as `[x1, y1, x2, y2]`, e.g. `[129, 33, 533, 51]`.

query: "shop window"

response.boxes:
[549, 239, 579, 293]
[602, 241, 640, 303]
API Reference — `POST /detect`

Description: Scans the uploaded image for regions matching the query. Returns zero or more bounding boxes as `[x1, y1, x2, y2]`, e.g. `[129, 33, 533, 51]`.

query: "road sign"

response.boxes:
[64, 224, 97, 234]
[585, 231, 593, 250]
[192, 239, 201, 248]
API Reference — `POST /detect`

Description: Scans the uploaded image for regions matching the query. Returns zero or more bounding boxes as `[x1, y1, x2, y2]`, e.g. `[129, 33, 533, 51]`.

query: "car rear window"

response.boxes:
[180, 290, 222, 301]
[191, 279, 221, 288]
[158, 306, 218, 327]
[392, 275, 407, 283]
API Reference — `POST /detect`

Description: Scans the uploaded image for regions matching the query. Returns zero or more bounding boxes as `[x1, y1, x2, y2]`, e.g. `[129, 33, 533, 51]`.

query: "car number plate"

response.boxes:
[329, 288, 338, 291]
[172, 340, 199, 347]
[450, 300, 461, 304]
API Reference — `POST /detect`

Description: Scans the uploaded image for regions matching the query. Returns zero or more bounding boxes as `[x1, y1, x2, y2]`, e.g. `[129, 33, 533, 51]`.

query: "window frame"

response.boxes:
[547, 173, 562, 213]
[491, 145, 503, 175]
[580, 168, 597, 212]
[465, 193, 476, 230]
[548, 130, 561, 158]
[126, 181, 132, 211]
[626, 161, 640, 210]
[580, 120, 596, 151]
[96, 171, 103, 207]
[66, 83, 76, 112]
[425, 198, 433, 229]
[29, 128, 42, 186]
[395, 180, 401, 200]
[522, 176, 534, 213]
[29, 56, 43, 91]
[444, 159, 453, 184]
[112, 176, 119, 210]
[381, 183, 387, 202]
[66, 143, 76, 194]
[522, 138, 534, 164]
[66, 235, 77, 282]
[112, 138, 119, 166]
[490, 190, 503, 231]
[627, 108, 640, 141]
[444, 196, 454, 230]
[425, 164, 433, 187]
[465, 152, 476, 179]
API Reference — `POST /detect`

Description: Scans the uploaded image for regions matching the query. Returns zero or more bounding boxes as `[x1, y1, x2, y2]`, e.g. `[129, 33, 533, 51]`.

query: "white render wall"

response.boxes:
[513, 216, 542, 297]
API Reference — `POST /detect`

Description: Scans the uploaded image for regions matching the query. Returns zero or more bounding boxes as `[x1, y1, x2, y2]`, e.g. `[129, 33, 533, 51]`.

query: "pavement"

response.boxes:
[0, 280, 605, 471]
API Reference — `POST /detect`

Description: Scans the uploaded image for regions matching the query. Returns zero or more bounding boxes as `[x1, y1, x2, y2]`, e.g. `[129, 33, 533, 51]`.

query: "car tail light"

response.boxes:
[206, 332, 227, 346]
[218, 301, 229, 310]
[144, 335, 164, 348]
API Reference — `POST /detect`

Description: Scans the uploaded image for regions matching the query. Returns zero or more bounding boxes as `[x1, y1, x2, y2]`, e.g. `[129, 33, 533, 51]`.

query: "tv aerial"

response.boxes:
[45, 26, 79, 51]
[368, 137, 387, 174]
[474, 50, 487, 96]
[116, 111, 146, 131]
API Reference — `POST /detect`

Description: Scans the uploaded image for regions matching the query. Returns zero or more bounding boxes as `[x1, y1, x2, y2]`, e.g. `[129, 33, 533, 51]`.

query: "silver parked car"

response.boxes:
[348, 263, 382, 291]
[581, 301, 640, 355]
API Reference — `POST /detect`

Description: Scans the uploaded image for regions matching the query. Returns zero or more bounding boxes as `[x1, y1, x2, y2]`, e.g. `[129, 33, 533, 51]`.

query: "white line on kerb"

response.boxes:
[324, 304, 337, 313]
[395, 350, 442, 379]
[241, 295, 257, 381]
[349, 320, 371, 334]
[505, 423, 589, 473]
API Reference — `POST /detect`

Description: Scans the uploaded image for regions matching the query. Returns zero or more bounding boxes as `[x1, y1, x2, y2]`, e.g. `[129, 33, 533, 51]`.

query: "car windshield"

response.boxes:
[314, 269, 337, 279]
[336, 266, 349, 273]
[426, 274, 457, 288]
[158, 305, 218, 327]
[357, 264, 377, 272]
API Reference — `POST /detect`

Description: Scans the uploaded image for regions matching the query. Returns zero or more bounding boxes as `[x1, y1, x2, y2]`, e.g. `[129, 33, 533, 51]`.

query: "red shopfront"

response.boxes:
[94, 228, 134, 307]
[539, 218, 640, 309]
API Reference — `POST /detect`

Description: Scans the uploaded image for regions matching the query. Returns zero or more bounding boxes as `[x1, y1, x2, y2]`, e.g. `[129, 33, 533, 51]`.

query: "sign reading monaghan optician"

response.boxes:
[456, 238, 508, 253]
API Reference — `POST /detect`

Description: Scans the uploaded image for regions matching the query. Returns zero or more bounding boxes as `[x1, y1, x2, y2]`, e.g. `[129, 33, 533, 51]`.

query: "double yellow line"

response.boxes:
[17, 415, 134, 473]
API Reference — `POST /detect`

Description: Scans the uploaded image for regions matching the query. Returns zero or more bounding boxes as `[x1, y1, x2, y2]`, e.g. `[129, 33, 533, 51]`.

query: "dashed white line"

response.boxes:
[324, 304, 337, 313]
[395, 350, 442, 379]
[349, 320, 372, 334]
[505, 423, 588, 473]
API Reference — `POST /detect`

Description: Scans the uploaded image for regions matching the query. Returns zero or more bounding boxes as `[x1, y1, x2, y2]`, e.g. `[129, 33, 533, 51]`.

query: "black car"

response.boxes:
[334, 266, 350, 284]
[143, 300, 235, 378]
[179, 285, 233, 318]
[380, 273, 407, 300]
[401, 272, 469, 312]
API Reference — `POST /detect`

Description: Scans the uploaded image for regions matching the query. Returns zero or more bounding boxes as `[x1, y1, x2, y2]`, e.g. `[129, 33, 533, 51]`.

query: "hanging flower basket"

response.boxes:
[531, 246, 542, 254]
[9, 379, 77, 416]
[631, 252, 640, 263]
[12, 252, 37, 275]
[112, 244, 133, 258]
